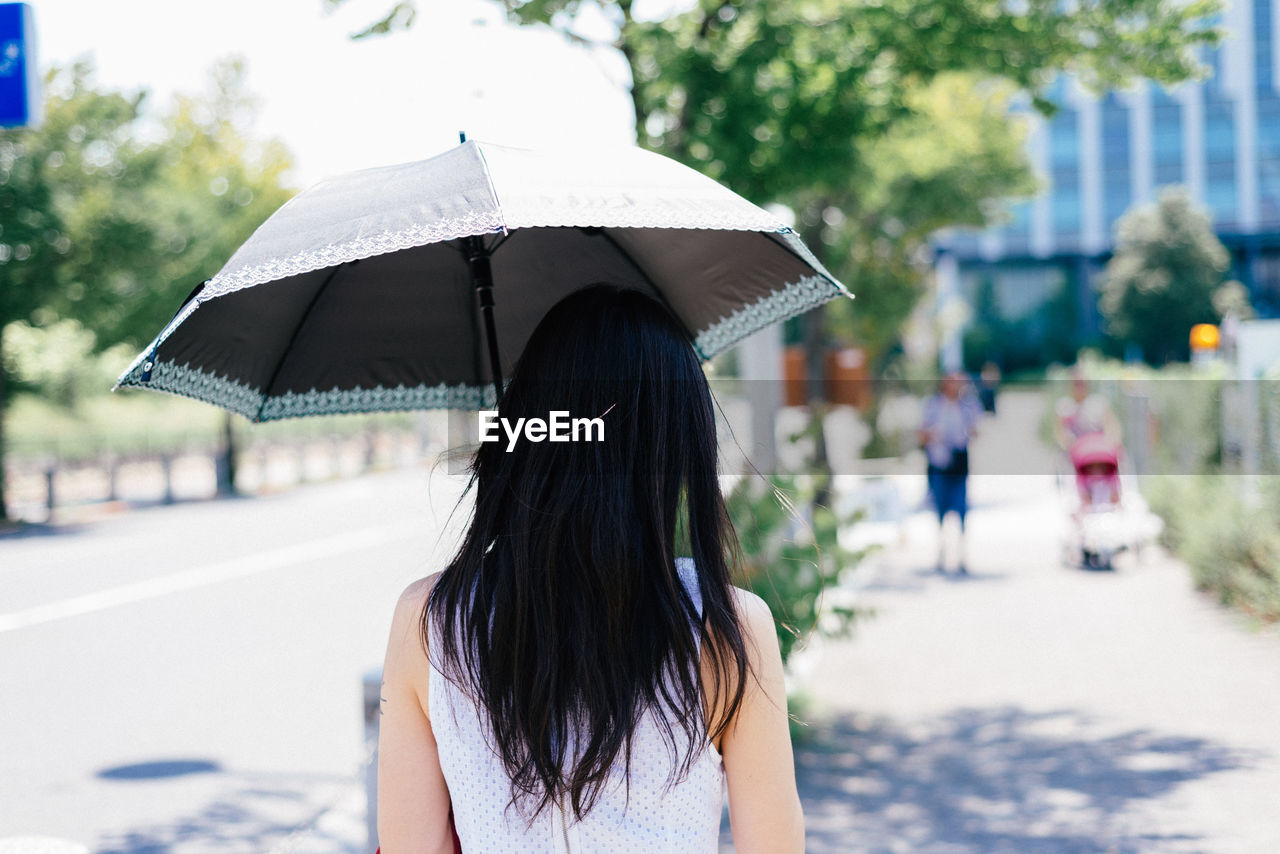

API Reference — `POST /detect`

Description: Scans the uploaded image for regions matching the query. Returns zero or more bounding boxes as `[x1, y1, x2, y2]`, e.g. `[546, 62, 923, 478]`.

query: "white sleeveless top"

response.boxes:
[428, 558, 725, 853]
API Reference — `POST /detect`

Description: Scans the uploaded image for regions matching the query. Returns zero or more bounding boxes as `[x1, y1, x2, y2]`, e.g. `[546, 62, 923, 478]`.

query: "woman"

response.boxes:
[377, 286, 803, 852]
[919, 371, 981, 576]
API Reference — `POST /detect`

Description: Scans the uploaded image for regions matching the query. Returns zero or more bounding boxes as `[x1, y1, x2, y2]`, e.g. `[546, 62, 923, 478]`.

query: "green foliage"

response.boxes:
[0, 59, 295, 519]
[486, 0, 1219, 202]
[1, 319, 135, 409]
[0, 62, 164, 334]
[724, 473, 867, 664]
[1146, 476, 1280, 623]
[1098, 187, 1243, 364]
[326, 0, 417, 39]
[124, 58, 294, 347]
[0, 58, 293, 347]
[821, 74, 1038, 361]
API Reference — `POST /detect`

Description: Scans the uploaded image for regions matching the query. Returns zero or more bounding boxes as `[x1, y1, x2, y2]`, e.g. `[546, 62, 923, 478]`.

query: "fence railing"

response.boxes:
[1084, 374, 1280, 478]
[3, 425, 448, 524]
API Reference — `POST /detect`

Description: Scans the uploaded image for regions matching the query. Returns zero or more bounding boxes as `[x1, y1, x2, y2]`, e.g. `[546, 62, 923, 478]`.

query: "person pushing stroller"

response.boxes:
[1054, 369, 1123, 507]
[1055, 370, 1127, 568]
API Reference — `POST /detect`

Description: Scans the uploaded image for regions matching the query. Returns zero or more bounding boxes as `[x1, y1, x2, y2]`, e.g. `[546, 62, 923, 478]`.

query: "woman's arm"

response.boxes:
[377, 574, 455, 854]
[716, 587, 805, 853]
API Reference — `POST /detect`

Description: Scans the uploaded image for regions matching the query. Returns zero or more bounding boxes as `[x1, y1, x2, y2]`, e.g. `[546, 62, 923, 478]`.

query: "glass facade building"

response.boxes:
[939, 0, 1280, 347]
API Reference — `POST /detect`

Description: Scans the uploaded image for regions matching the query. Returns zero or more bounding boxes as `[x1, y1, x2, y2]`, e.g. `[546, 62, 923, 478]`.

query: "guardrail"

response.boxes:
[2, 428, 444, 524]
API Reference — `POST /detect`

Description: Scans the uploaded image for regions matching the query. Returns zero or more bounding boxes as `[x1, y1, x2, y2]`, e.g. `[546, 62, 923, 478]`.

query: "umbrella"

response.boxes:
[115, 139, 850, 421]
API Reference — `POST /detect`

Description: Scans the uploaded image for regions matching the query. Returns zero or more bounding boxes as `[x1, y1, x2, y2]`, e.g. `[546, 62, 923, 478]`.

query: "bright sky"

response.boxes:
[31, 0, 643, 188]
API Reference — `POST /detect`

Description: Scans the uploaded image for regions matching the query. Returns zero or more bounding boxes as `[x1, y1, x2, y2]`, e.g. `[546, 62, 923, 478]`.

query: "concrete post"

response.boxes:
[364, 669, 382, 853]
[105, 455, 119, 503]
[162, 456, 175, 505]
[1124, 393, 1150, 475]
[44, 467, 55, 521]
[448, 409, 478, 475]
[935, 251, 964, 373]
[737, 323, 783, 474]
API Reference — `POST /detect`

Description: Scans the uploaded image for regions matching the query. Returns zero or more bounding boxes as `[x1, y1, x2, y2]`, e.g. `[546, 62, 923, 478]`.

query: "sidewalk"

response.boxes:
[794, 467, 1280, 853]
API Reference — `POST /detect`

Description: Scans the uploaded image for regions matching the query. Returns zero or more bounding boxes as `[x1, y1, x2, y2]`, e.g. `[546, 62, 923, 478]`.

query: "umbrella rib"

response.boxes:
[578, 227, 691, 334]
[253, 262, 348, 422]
[579, 227, 657, 286]
[472, 142, 507, 233]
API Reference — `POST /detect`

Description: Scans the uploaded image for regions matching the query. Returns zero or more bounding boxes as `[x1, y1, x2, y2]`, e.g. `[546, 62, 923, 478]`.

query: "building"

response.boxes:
[936, 0, 1280, 369]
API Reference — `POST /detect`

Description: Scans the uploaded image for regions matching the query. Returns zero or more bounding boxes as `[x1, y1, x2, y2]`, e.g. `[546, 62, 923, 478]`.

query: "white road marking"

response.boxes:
[0, 838, 90, 854]
[0, 525, 415, 634]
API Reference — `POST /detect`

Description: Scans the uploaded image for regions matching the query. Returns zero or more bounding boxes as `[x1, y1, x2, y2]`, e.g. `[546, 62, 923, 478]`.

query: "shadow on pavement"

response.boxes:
[0, 521, 93, 541]
[93, 771, 354, 854]
[862, 565, 1011, 595]
[795, 706, 1256, 854]
[97, 760, 222, 781]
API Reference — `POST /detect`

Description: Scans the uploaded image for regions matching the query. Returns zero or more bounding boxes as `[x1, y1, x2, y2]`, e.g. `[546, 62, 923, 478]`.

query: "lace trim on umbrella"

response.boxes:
[499, 206, 786, 233]
[115, 359, 264, 420]
[258, 382, 493, 421]
[201, 210, 507, 301]
[115, 358, 493, 421]
[113, 299, 206, 392]
[692, 275, 849, 360]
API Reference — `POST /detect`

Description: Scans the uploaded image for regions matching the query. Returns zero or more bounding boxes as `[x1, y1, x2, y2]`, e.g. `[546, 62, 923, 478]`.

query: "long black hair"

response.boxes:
[424, 284, 750, 822]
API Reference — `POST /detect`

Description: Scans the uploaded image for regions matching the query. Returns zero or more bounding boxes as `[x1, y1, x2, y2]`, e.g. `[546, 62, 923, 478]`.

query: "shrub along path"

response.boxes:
[785, 394, 1280, 854]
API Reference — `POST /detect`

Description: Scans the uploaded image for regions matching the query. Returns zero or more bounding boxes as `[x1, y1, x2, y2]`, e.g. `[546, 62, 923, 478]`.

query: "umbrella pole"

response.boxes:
[463, 235, 504, 407]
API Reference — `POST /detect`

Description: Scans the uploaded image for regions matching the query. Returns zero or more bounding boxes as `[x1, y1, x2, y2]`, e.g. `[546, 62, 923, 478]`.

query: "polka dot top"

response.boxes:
[427, 558, 725, 853]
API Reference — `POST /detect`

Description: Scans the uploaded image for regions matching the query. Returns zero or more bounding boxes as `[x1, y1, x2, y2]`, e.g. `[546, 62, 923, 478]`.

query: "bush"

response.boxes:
[1146, 476, 1280, 622]
[724, 473, 869, 665]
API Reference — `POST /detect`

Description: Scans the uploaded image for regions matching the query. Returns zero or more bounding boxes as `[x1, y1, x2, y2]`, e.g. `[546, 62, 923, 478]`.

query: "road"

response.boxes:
[1, 465, 470, 853]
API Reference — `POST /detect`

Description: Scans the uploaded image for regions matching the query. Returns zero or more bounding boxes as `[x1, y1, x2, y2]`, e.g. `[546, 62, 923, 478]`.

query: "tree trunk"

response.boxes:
[216, 411, 238, 497]
[0, 322, 8, 523]
[798, 216, 833, 507]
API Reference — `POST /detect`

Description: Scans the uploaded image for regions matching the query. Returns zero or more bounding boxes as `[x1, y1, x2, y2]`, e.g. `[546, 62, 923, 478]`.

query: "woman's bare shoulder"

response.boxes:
[384, 572, 445, 715]
[395, 571, 443, 611]
[386, 572, 444, 656]
[729, 586, 776, 638]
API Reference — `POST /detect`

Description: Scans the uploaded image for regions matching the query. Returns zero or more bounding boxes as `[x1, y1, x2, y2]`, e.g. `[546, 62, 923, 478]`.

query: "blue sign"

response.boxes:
[0, 3, 39, 128]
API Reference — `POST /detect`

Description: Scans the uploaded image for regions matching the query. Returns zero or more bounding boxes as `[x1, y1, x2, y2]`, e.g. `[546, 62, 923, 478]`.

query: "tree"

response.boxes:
[1, 63, 163, 521]
[1098, 187, 1239, 364]
[0, 60, 294, 521]
[816, 74, 1037, 361]
[328, 0, 1220, 374]
[126, 59, 293, 348]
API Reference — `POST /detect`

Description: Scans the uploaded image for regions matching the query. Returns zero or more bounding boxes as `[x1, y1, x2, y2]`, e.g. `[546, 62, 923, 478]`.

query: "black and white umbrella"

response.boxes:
[115, 139, 850, 421]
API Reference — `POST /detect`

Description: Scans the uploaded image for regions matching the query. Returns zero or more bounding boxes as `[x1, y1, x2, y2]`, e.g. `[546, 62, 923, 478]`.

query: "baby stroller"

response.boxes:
[1065, 433, 1127, 570]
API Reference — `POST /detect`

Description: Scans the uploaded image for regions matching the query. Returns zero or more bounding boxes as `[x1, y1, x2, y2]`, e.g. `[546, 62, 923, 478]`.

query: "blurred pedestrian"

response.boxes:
[979, 361, 1001, 414]
[377, 286, 803, 853]
[1054, 367, 1121, 450]
[920, 371, 982, 575]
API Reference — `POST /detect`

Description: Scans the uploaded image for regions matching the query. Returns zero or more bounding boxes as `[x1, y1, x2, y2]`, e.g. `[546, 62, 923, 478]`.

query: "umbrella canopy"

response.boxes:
[115, 140, 850, 421]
